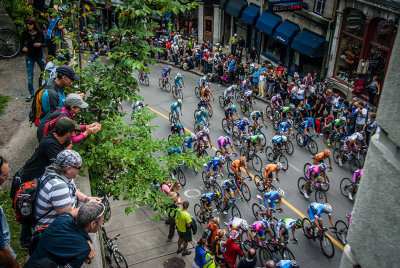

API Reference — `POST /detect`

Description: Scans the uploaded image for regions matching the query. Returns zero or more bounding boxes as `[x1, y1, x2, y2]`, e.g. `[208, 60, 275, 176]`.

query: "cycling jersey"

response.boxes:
[201, 192, 218, 204]
[174, 76, 183, 86]
[300, 119, 314, 130]
[313, 152, 325, 162]
[198, 99, 208, 108]
[244, 90, 253, 97]
[217, 136, 232, 148]
[231, 159, 247, 171]
[183, 136, 196, 149]
[251, 220, 270, 238]
[353, 169, 363, 184]
[170, 102, 182, 113]
[345, 133, 359, 143]
[196, 131, 208, 143]
[207, 157, 221, 172]
[228, 217, 248, 232]
[272, 135, 284, 145]
[132, 101, 143, 111]
[171, 123, 183, 134]
[275, 218, 296, 239]
[168, 147, 182, 155]
[279, 122, 291, 134]
[271, 96, 282, 107]
[199, 76, 207, 87]
[241, 81, 249, 91]
[250, 111, 262, 121]
[161, 68, 170, 78]
[308, 202, 331, 220]
[224, 87, 234, 98]
[334, 119, 345, 127]
[247, 135, 259, 145]
[306, 165, 320, 181]
[276, 260, 296, 268]
[282, 106, 291, 113]
[264, 164, 278, 175]
[201, 87, 211, 97]
[264, 190, 279, 208]
[195, 111, 208, 124]
[222, 179, 237, 193]
[237, 120, 249, 131]
[225, 106, 236, 118]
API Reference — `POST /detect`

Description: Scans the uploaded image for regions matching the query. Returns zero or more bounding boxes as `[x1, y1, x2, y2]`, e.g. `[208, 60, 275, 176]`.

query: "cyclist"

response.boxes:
[299, 117, 316, 145]
[313, 149, 333, 171]
[139, 61, 148, 82]
[244, 134, 264, 157]
[201, 84, 215, 102]
[206, 155, 225, 181]
[230, 157, 250, 185]
[303, 163, 328, 198]
[333, 116, 347, 136]
[222, 178, 243, 214]
[323, 115, 335, 146]
[250, 220, 275, 246]
[280, 103, 296, 121]
[349, 169, 363, 200]
[195, 127, 212, 156]
[197, 97, 208, 111]
[276, 260, 300, 268]
[241, 79, 250, 92]
[274, 218, 302, 246]
[200, 191, 221, 218]
[234, 118, 250, 146]
[183, 134, 197, 152]
[170, 122, 185, 136]
[271, 134, 288, 160]
[132, 100, 144, 112]
[262, 163, 282, 189]
[199, 73, 210, 88]
[307, 202, 335, 232]
[170, 99, 183, 119]
[223, 85, 236, 100]
[339, 132, 364, 166]
[161, 65, 172, 81]
[264, 188, 284, 217]
[279, 121, 294, 137]
[217, 136, 237, 156]
[250, 111, 266, 129]
[195, 107, 209, 130]
[173, 73, 185, 93]
[227, 217, 251, 241]
[269, 94, 283, 119]
[224, 104, 240, 134]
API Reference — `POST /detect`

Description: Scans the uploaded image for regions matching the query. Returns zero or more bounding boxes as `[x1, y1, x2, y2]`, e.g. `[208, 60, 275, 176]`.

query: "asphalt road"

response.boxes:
[121, 62, 354, 267]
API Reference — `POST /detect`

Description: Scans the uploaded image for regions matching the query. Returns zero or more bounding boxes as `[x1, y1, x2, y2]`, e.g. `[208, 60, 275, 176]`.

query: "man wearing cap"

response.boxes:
[37, 93, 101, 143]
[40, 65, 82, 124]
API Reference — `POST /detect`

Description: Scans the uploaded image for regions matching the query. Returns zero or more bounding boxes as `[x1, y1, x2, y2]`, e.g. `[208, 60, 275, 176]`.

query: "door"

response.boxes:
[203, 5, 214, 43]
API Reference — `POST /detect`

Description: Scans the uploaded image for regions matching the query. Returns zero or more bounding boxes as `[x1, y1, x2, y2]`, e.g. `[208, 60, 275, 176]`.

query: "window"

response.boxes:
[205, 20, 212, 32]
[313, 0, 325, 16]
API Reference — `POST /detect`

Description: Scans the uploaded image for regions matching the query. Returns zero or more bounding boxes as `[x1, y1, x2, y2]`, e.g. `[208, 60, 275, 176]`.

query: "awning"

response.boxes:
[291, 30, 326, 57]
[273, 20, 300, 45]
[219, 0, 228, 9]
[225, 0, 248, 18]
[255, 12, 282, 36]
[241, 4, 260, 25]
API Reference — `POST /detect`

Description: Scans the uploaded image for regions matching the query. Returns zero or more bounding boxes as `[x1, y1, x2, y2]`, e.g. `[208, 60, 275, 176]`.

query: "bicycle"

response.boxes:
[239, 147, 263, 172]
[159, 77, 171, 92]
[194, 120, 210, 133]
[96, 186, 112, 223]
[239, 98, 253, 115]
[297, 177, 328, 203]
[251, 194, 281, 223]
[194, 197, 223, 224]
[139, 73, 149, 86]
[260, 240, 296, 264]
[264, 147, 289, 171]
[168, 111, 181, 124]
[172, 166, 186, 186]
[215, 151, 237, 174]
[0, 29, 21, 59]
[322, 129, 344, 149]
[253, 174, 278, 192]
[227, 173, 251, 201]
[340, 177, 358, 201]
[218, 95, 233, 108]
[221, 118, 240, 134]
[333, 149, 361, 173]
[221, 198, 242, 218]
[101, 226, 128, 268]
[302, 218, 335, 258]
[296, 132, 319, 155]
[171, 84, 184, 100]
[196, 143, 209, 158]
[201, 169, 223, 193]
[334, 216, 349, 245]
[303, 161, 330, 191]
[248, 125, 267, 148]
[194, 102, 213, 118]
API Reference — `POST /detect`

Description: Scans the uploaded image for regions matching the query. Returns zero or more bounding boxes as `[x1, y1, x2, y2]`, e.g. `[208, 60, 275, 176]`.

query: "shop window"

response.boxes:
[343, 9, 366, 38]
[300, 54, 323, 76]
[313, 0, 325, 16]
[334, 35, 362, 85]
[205, 19, 212, 32]
[262, 35, 285, 62]
[204, 6, 214, 17]
[371, 21, 392, 48]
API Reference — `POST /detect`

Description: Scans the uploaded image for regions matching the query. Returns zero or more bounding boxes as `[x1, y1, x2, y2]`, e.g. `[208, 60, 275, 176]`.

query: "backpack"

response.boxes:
[29, 87, 47, 126]
[12, 175, 55, 226]
[203, 223, 218, 244]
[37, 109, 68, 142]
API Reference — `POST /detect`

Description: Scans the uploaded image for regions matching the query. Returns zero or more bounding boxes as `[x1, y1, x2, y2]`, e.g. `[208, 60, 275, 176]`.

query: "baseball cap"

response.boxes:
[55, 118, 80, 133]
[54, 150, 82, 167]
[56, 65, 80, 81]
[327, 115, 333, 119]
[66, 93, 88, 109]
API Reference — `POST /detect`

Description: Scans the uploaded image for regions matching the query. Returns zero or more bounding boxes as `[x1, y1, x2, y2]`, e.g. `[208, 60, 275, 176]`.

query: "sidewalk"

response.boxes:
[103, 198, 200, 267]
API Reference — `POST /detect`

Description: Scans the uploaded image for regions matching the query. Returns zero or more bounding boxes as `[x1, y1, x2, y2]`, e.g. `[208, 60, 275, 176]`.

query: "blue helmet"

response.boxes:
[231, 104, 237, 111]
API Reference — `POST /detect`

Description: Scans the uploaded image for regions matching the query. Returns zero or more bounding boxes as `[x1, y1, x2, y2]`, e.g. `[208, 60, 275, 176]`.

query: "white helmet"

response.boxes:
[203, 127, 209, 134]
[177, 99, 182, 104]
[219, 156, 225, 163]
[191, 133, 196, 139]
[277, 188, 285, 198]
[177, 73, 182, 78]
[200, 107, 206, 112]
[138, 100, 144, 106]
[323, 203, 332, 213]
[240, 219, 249, 230]
[243, 117, 249, 124]
[356, 132, 363, 141]
[276, 162, 283, 170]
[282, 136, 287, 142]
[276, 94, 281, 99]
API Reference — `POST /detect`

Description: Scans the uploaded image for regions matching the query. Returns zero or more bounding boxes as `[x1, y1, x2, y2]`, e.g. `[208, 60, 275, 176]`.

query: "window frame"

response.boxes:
[313, 0, 326, 16]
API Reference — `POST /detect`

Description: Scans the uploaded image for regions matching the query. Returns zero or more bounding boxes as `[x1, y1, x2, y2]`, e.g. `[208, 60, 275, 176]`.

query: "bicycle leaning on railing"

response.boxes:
[101, 226, 128, 268]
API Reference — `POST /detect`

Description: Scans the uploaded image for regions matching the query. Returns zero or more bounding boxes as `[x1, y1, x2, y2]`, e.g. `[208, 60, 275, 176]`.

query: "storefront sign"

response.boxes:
[268, 1, 308, 13]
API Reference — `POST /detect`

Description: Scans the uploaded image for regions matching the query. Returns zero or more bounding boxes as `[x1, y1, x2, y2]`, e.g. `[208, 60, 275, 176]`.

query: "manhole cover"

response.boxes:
[163, 257, 185, 268]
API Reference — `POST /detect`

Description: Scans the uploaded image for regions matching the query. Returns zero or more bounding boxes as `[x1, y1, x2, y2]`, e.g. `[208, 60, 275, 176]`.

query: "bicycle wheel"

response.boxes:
[102, 198, 112, 223]
[240, 183, 251, 201]
[240, 101, 247, 113]
[349, 158, 361, 173]
[302, 218, 314, 239]
[194, 87, 201, 98]
[240, 239, 253, 256]
[259, 247, 274, 267]
[320, 234, 335, 258]
[297, 177, 307, 195]
[308, 140, 318, 155]
[278, 154, 288, 171]
[172, 86, 177, 98]
[0, 29, 21, 59]
[340, 178, 352, 197]
[252, 155, 263, 172]
[252, 203, 263, 220]
[144, 76, 149, 86]
[199, 149, 208, 158]
[239, 147, 247, 157]
[273, 119, 279, 131]
[281, 247, 296, 260]
[222, 119, 231, 134]
[158, 78, 164, 89]
[177, 88, 183, 100]
[194, 204, 205, 224]
[202, 171, 210, 188]
[335, 220, 348, 245]
[285, 140, 294, 155]
[266, 106, 272, 121]
[113, 251, 128, 268]
[207, 104, 213, 117]
[231, 204, 241, 218]
[303, 163, 311, 178]
[315, 189, 327, 203]
[219, 96, 225, 108]
[211, 182, 223, 199]
[265, 146, 274, 162]
[176, 168, 186, 186]
[165, 82, 171, 92]
[321, 176, 330, 192]
[259, 133, 266, 148]
[296, 133, 304, 147]
[333, 148, 341, 164]
[254, 174, 265, 192]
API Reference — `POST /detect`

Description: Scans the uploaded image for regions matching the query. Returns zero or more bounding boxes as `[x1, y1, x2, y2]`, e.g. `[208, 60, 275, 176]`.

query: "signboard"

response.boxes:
[268, 1, 308, 13]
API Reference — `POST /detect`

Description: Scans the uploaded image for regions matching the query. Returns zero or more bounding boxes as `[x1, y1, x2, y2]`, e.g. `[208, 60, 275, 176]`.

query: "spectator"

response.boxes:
[265, 260, 275, 268]
[21, 17, 46, 102]
[223, 230, 243, 268]
[237, 248, 257, 268]
[231, 34, 238, 55]
[206, 217, 223, 245]
[252, 67, 260, 91]
[354, 102, 368, 131]
[238, 36, 245, 53]
[364, 113, 377, 145]
[248, 45, 258, 63]
[368, 75, 380, 106]
[0, 156, 20, 268]
[175, 200, 192, 256]
[259, 71, 266, 98]
[193, 238, 214, 268]
[25, 202, 104, 267]
[37, 94, 101, 143]
[42, 52, 71, 86]
[344, 108, 355, 134]
[211, 230, 227, 266]
[166, 192, 180, 242]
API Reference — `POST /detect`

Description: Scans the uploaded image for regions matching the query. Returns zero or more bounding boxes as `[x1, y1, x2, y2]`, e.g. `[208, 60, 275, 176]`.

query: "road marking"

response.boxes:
[149, 105, 344, 251]
[184, 189, 201, 198]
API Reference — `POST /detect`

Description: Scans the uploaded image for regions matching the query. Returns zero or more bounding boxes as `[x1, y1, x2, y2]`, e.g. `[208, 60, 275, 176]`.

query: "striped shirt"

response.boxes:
[35, 169, 76, 228]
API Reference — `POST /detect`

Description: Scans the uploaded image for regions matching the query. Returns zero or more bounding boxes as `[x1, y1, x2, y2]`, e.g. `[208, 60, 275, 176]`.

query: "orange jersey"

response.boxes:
[314, 152, 325, 162]
[201, 88, 211, 97]
[231, 160, 247, 171]
[264, 164, 278, 174]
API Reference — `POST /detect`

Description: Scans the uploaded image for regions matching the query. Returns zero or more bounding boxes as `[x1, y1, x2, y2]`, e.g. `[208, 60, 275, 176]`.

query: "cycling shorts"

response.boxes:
[264, 199, 275, 209]
[196, 117, 207, 125]
[198, 136, 208, 143]
[218, 140, 229, 148]
[175, 80, 182, 87]
[225, 110, 234, 118]
[251, 229, 266, 238]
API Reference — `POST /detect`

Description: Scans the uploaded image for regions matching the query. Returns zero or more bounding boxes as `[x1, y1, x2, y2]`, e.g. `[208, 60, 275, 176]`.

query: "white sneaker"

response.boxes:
[303, 189, 309, 199]
[338, 158, 343, 167]
[299, 137, 304, 144]
[223, 210, 228, 215]
[226, 129, 230, 134]
[349, 193, 353, 200]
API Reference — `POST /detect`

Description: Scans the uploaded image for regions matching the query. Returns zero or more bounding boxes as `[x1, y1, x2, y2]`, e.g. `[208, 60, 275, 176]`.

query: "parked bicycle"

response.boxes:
[101, 226, 128, 268]
[0, 29, 21, 59]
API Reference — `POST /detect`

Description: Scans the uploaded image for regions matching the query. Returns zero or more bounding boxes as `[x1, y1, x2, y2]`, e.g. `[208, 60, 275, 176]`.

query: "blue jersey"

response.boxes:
[174, 76, 183, 85]
[301, 117, 315, 129]
[162, 68, 171, 78]
[207, 157, 221, 172]
[183, 136, 196, 149]
[201, 192, 218, 203]
[308, 202, 330, 220]
[170, 102, 182, 110]
[272, 135, 283, 144]
[168, 147, 182, 155]
[276, 260, 297, 268]
[264, 190, 279, 207]
[279, 122, 291, 133]
[237, 120, 249, 131]
[196, 110, 208, 119]
[222, 179, 237, 189]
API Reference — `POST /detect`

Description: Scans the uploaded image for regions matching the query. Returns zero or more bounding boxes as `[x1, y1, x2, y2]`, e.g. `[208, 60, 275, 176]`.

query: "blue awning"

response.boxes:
[273, 21, 300, 45]
[291, 30, 325, 57]
[225, 0, 248, 18]
[241, 4, 260, 25]
[219, 0, 228, 9]
[255, 12, 282, 36]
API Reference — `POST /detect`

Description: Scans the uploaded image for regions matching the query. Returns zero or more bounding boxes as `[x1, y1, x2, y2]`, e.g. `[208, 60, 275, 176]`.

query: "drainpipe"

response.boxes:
[324, 0, 340, 79]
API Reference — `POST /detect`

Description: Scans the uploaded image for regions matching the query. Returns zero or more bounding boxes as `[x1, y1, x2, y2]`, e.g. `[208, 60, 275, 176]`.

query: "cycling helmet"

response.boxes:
[276, 162, 283, 170]
[232, 85, 237, 90]
[319, 163, 326, 171]
[207, 73, 212, 78]
[295, 219, 303, 228]
[323, 203, 332, 213]
[177, 99, 182, 104]
[168, 65, 172, 70]
[239, 156, 246, 164]
[281, 136, 287, 142]
[324, 149, 331, 155]
[307, 117, 314, 123]
[138, 100, 144, 106]
[277, 188, 285, 198]
[229, 230, 239, 240]
[243, 117, 249, 124]
[177, 73, 182, 78]
[219, 156, 225, 163]
[258, 134, 264, 140]
[240, 219, 249, 230]
[214, 191, 221, 199]
[191, 133, 196, 139]
[289, 103, 295, 109]
[356, 132, 363, 141]
[276, 94, 281, 99]
[200, 106, 206, 112]
[341, 116, 346, 121]
[231, 104, 237, 111]
[203, 127, 210, 134]
[290, 260, 300, 268]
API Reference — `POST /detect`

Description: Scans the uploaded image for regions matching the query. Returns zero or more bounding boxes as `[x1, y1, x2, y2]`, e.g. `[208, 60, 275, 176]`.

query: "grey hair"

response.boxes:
[52, 165, 68, 175]
[265, 260, 276, 268]
[76, 202, 104, 228]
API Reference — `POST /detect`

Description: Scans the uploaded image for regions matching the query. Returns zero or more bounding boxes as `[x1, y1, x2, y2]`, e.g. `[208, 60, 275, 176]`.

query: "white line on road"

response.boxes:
[289, 163, 302, 173]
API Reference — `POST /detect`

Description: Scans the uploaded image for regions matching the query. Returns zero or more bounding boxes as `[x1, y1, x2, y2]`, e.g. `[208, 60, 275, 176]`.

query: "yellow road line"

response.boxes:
[149, 105, 344, 251]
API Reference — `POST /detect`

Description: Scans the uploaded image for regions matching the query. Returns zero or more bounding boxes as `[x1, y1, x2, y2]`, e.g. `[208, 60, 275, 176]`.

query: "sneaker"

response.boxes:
[26, 95, 34, 102]
[226, 129, 230, 134]
[327, 141, 331, 147]
[349, 192, 353, 200]
[303, 189, 309, 199]
[182, 250, 192, 256]
[223, 210, 228, 215]
[176, 248, 184, 253]
[19, 243, 30, 251]
[338, 158, 343, 167]
[166, 238, 173, 243]
[299, 137, 304, 144]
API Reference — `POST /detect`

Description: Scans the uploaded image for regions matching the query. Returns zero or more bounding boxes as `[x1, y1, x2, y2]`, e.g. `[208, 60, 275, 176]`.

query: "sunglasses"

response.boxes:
[26, 22, 34, 25]
[71, 165, 82, 170]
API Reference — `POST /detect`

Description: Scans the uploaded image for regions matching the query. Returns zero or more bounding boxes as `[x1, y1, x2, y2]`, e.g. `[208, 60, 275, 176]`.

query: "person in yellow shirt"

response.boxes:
[175, 200, 192, 256]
